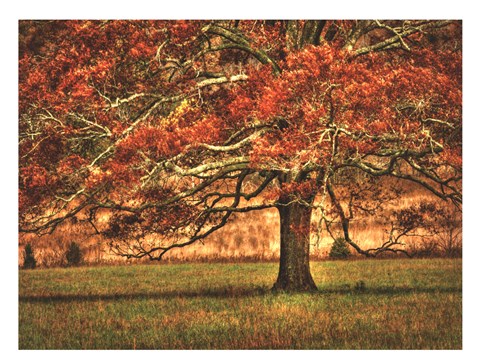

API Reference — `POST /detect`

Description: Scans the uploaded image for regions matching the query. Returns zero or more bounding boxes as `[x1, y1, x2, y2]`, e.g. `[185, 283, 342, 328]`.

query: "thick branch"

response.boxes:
[203, 24, 281, 74]
[355, 20, 452, 56]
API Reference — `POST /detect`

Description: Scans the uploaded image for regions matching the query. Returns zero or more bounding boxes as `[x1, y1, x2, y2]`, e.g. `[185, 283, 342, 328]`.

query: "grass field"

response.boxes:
[18, 258, 462, 349]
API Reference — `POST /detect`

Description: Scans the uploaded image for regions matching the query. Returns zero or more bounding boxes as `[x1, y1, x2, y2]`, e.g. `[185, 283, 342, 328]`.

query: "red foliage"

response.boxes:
[20, 165, 49, 189]
[19, 20, 462, 238]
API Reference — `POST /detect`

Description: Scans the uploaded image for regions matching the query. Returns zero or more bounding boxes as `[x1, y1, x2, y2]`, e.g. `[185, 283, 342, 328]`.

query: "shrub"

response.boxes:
[23, 243, 37, 269]
[65, 242, 83, 266]
[354, 280, 366, 292]
[329, 237, 351, 259]
[408, 240, 440, 258]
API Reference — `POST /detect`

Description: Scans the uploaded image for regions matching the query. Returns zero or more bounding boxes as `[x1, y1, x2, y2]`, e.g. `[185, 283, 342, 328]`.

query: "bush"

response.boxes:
[23, 243, 37, 269]
[329, 237, 351, 259]
[65, 242, 83, 266]
[354, 280, 366, 292]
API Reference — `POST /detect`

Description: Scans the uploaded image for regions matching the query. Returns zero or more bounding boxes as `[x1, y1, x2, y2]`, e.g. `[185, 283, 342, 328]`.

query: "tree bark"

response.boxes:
[273, 198, 317, 292]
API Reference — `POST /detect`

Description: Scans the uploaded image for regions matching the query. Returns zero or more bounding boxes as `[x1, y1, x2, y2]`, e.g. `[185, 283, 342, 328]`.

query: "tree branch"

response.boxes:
[354, 20, 452, 56]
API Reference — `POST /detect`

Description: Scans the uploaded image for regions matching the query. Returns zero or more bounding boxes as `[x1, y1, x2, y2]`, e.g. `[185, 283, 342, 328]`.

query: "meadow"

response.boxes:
[19, 258, 462, 349]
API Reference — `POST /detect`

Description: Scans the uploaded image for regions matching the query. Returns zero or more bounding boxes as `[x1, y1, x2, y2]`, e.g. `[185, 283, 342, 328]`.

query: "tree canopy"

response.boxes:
[19, 20, 462, 290]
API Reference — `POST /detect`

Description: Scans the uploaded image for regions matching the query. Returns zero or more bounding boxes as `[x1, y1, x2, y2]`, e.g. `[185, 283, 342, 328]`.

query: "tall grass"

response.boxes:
[19, 180, 461, 266]
[19, 259, 462, 349]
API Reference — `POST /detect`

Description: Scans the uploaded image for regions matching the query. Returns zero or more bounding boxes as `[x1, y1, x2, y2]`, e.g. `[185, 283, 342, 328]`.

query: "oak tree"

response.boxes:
[19, 20, 462, 291]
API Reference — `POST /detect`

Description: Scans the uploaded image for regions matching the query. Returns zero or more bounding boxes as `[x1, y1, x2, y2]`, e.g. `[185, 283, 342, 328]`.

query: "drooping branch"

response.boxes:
[112, 169, 254, 260]
[325, 179, 413, 258]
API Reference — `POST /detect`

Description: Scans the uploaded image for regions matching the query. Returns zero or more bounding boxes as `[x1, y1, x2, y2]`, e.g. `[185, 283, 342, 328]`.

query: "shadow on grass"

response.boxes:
[19, 285, 462, 304]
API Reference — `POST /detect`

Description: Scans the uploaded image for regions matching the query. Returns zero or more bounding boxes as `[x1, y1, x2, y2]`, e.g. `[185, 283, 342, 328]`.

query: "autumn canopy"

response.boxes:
[19, 20, 462, 291]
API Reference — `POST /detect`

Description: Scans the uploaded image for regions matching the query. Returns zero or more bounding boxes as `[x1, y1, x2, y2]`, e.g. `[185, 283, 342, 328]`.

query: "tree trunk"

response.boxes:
[272, 199, 317, 292]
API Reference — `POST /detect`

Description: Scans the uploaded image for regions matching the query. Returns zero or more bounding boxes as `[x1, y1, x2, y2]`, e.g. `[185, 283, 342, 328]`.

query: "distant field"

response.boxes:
[20, 186, 461, 266]
[19, 259, 462, 349]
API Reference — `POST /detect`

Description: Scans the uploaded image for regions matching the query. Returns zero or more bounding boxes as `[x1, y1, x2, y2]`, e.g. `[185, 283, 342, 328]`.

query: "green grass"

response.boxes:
[19, 258, 462, 349]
